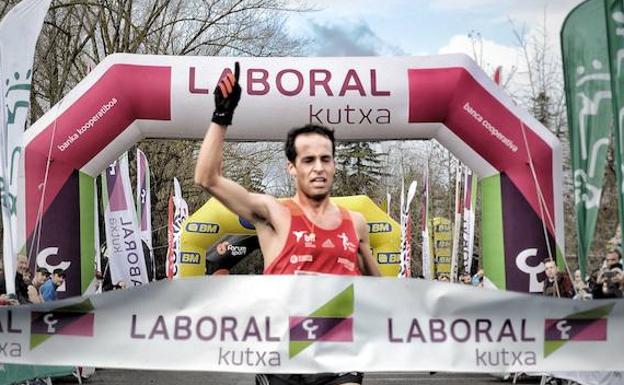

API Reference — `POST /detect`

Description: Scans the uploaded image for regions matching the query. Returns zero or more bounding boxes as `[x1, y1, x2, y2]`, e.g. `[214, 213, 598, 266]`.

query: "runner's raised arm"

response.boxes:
[194, 62, 275, 226]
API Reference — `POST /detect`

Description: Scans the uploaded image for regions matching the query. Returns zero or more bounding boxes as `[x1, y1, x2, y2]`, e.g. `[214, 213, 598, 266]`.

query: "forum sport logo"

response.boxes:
[288, 284, 354, 358]
[30, 299, 95, 350]
[543, 303, 613, 358]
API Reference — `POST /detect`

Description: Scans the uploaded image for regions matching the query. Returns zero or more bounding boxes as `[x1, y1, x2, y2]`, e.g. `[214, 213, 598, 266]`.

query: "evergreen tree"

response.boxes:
[333, 141, 388, 199]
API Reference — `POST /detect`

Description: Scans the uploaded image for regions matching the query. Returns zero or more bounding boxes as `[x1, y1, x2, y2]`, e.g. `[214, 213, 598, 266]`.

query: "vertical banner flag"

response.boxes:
[421, 166, 433, 279]
[462, 166, 478, 274]
[136, 148, 154, 278]
[605, 0, 624, 249]
[166, 177, 188, 280]
[166, 193, 174, 280]
[450, 165, 463, 282]
[399, 181, 417, 277]
[0, 0, 51, 294]
[90, 177, 101, 295]
[562, 0, 613, 274]
[101, 153, 149, 287]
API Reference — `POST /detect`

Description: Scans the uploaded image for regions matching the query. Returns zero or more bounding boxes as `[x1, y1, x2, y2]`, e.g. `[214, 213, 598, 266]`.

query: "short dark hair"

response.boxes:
[36, 267, 50, 277]
[285, 124, 335, 163]
[53, 268, 65, 277]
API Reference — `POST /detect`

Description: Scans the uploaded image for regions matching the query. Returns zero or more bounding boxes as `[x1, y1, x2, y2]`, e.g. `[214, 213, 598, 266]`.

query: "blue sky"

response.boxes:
[286, 0, 584, 70]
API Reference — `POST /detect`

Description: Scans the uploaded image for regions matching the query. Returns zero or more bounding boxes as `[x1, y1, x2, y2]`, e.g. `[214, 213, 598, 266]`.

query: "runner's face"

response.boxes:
[288, 134, 335, 201]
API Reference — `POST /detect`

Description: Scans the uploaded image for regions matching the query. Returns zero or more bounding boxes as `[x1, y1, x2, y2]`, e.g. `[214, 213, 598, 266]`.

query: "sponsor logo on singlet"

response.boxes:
[290, 254, 314, 264]
[322, 239, 335, 248]
[293, 231, 316, 248]
[337, 257, 355, 271]
[337, 232, 356, 252]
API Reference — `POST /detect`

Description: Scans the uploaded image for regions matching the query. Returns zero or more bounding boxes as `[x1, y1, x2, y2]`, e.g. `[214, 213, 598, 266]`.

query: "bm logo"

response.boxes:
[180, 252, 200, 264]
[368, 222, 392, 233]
[377, 252, 400, 264]
[185, 222, 220, 234]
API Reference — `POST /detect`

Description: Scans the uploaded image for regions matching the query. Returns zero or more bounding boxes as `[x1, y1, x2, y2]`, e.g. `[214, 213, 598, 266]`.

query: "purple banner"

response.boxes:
[26, 171, 81, 299]
[544, 318, 607, 341]
[31, 311, 94, 336]
[501, 174, 556, 293]
[106, 160, 127, 212]
[289, 316, 353, 342]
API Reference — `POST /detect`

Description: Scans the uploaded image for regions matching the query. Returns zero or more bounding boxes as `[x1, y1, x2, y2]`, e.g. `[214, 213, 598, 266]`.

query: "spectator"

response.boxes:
[593, 250, 623, 299]
[542, 259, 574, 298]
[15, 254, 31, 304]
[604, 249, 623, 270]
[27, 268, 50, 304]
[472, 269, 484, 287]
[40, 269, 65, 302]
[460, 273, 472, 285]
[572, 269, 592, 300]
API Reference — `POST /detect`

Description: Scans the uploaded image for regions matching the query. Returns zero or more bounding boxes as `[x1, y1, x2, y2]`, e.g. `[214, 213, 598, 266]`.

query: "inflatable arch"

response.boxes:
[21, 54, 563, 295]
[180, 196, 401, 277]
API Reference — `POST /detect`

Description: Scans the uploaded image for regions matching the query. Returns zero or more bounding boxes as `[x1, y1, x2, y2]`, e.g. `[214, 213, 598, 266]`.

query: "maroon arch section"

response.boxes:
[407, 68, 554, 238]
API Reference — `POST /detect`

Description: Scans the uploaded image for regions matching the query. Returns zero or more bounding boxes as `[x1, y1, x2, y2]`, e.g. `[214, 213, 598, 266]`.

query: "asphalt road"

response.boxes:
[52, 370, 541, 385]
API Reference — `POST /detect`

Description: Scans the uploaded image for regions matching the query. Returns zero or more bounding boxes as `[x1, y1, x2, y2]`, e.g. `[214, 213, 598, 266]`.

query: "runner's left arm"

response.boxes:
[353, 212, 381, 277]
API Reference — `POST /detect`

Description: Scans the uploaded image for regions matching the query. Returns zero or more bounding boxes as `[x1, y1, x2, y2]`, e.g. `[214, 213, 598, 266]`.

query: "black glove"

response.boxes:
[212, 61, 241, 126]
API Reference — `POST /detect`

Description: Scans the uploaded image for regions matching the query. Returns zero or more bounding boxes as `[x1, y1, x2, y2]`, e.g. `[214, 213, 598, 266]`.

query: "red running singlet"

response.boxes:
[264, 200, 362, 276]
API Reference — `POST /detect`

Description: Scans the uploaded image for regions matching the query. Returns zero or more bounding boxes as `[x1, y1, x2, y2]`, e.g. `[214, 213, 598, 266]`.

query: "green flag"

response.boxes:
[562, 0, 614, 275]
[605, 0, 624, 253]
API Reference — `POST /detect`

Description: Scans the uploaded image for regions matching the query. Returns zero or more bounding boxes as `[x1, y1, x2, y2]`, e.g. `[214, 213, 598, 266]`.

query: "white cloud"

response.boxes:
[438, 34, 524, 78]
[295, 20, 406, 57]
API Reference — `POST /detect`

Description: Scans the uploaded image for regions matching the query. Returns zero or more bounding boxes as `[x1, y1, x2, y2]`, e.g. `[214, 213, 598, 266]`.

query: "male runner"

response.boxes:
[194, 62, 381, 385]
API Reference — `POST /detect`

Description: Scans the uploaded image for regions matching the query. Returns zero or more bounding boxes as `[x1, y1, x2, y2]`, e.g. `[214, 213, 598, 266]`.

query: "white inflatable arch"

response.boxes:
[22, 54, 563, 295]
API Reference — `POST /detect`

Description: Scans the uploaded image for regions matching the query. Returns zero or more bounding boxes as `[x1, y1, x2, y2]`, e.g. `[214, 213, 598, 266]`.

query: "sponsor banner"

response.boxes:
[0, 276, 621, 372]
[166, 193, 175, 279]
[432, 218, 452, 279]
[206, 235, 260, 273]
[26, 172, 81, 298]
[166, 178, 188, 280]
[450, 165, 463, 282]
[421, 166, 433, 280]
[562, 0, 613, 275]
[605, 0, 624, 254]
[462, 167, 477, 274]
[501, 174, 555, 293]
[0, 0, 51, 294]
[399, 181, 417, 278]
[136, 148, 154, 278]
[101, 153, 148, 286]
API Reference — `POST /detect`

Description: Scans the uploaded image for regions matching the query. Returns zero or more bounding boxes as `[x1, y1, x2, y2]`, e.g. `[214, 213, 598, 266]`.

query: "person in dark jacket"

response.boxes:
[543, 259, 574, 298]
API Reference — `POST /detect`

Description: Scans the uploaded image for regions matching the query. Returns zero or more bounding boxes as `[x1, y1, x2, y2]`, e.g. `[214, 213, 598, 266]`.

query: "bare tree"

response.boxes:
[0, 0, 306, 271]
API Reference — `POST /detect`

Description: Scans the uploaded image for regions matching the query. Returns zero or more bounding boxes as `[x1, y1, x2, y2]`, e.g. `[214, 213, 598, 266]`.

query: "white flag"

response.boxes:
[101, 153, 149, 287]
[462, 166, 477, 274]
[421, 166, 433, 280]
[450, 164, 463, 282]
[399, 181, 417, 278]
[136, 148, 154, 278]
[166, 177, 188, 280]
[0, 0, 50, 294]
